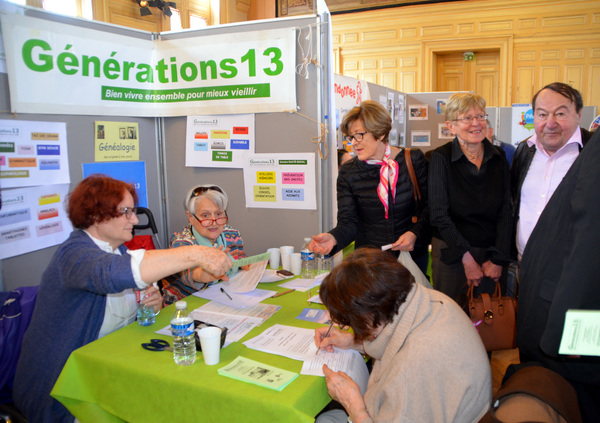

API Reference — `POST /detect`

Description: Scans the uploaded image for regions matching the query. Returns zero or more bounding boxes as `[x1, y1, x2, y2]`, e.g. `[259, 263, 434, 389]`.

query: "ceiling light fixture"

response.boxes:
[133, 0, 176, 18]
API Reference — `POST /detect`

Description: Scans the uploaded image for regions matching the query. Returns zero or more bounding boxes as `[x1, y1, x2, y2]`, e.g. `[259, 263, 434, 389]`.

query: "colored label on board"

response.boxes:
[213, 151, 232, 162]
[253, 185, 276, 202]
[194, 142, 209, 151]
[281, 172, 304, 184]
[257, 171, 276, 184]
[37, 145, 60, 155]
[230, 139, 250, 150]
[233, 127, 249, 134]
[282, 188, 304, 201]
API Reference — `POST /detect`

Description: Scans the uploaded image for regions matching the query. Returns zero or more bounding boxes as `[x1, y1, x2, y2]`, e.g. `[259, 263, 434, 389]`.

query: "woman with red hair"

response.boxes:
[13, 175, 232, 423]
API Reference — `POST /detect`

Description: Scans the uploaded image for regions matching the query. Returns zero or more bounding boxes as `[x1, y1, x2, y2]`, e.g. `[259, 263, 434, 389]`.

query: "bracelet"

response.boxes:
[348, 409, 369, 423]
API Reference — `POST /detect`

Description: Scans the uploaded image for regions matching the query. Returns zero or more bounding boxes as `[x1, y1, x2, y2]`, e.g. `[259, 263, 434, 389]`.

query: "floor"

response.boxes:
[490, 348, 521, 395]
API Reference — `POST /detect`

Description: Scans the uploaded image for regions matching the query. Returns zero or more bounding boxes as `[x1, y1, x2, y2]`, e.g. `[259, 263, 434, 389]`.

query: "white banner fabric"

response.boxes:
[1, 13, 297, 117]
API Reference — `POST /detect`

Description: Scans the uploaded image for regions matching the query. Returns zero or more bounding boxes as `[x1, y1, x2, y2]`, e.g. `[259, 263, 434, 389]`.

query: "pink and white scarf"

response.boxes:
[366, 144, 398, 219]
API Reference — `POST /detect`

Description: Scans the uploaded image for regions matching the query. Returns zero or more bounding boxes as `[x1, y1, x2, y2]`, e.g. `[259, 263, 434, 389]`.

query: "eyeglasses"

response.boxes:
[344, 132, 368, 143]
[534, 110, 570, 122]
[453, 114, 488, 124]
[191, 211, 229, 227]
[189, 185, 223, 200]
[117, 207, 137, 219]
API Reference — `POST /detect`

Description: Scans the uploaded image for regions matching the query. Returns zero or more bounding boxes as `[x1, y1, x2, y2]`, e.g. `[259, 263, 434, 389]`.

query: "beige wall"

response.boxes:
[332, 0, 600, 109]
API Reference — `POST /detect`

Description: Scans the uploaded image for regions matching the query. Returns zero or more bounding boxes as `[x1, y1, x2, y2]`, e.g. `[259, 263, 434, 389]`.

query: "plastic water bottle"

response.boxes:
[170, 301, 196, 366]
[136, 288, 156, 326]
[317, 254, 333, 275]
[300, 237, 316, 278]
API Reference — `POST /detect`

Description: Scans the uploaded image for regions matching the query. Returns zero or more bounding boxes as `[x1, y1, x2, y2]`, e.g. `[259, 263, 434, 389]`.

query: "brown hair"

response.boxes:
[340, 100, 392, 144]
[444, 92, 486, 122]
[532, 82, 583, 113]
[67, 174, 138, 229]
[319, 248, 413, 342]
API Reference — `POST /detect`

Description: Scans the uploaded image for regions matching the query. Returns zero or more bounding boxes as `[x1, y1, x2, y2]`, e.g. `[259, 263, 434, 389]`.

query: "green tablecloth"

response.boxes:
[51, 286, 331, 423]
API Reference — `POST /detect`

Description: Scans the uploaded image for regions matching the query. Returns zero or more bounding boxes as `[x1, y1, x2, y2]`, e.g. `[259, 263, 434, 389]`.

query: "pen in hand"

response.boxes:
[220, 287, 233, 300]
[316, 321, 334, 355]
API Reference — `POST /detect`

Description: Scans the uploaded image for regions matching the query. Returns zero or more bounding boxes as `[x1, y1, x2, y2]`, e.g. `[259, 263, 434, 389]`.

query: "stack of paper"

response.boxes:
[243, 324, 369, 394]
[218, 356, 299, 391]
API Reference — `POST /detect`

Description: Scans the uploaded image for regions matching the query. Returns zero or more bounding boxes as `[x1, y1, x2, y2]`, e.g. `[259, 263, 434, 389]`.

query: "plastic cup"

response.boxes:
[290, 252, 302, 275]
[267, 248, 280, 269]
[281, 253, 291, 271]
[280, 246, 294, 256]
[198, 326, 222, 365]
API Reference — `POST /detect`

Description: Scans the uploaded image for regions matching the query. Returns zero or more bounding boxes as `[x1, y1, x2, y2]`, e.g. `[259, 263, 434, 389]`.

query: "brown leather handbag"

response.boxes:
[468, 281, 517, 352]
[404, 148, 422, 223]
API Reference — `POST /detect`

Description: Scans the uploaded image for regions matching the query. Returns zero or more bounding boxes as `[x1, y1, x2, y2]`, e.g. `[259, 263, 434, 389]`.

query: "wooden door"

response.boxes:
[437, 50, 500, 106]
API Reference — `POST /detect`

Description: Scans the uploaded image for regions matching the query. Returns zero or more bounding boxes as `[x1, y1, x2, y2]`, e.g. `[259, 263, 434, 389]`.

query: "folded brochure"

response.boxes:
[218, 356, 299, 391]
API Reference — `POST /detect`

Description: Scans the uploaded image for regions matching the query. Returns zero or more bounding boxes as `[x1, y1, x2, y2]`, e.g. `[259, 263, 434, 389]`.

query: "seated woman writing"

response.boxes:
[314, 248, 491, 423]
[160, 184, 249, 305]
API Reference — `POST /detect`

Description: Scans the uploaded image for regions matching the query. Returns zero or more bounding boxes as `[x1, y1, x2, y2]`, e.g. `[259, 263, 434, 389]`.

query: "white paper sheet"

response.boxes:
[243, 324, 317, 360]
[193, 284, 276, 308]
[259, 268, 295, 283]
[301, 349, 369, 395]
[243, 324, 369, 394]
[220, 260, 268, 293]
[279, 273, 328, 292]
[559, 309, 600, 356]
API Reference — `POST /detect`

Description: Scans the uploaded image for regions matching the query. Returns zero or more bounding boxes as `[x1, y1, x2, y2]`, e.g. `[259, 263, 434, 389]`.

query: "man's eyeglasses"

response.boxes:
[453, 114, 488, 124]
[191, 211, 229, 227]
[117, 207, 137, 219]
[344, 132, 368, 143]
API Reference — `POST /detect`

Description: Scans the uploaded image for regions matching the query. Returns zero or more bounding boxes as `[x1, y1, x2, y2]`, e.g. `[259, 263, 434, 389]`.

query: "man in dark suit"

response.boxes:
[516, 127, 600, 421]
[510, 83, 593, 261]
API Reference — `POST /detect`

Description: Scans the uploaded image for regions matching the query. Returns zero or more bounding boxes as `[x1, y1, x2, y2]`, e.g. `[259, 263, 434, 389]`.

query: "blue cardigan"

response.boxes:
[13, 230, 138, 423]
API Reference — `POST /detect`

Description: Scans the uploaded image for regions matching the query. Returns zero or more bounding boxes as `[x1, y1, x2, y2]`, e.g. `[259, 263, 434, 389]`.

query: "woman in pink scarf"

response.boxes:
[310, 100, 430, 273]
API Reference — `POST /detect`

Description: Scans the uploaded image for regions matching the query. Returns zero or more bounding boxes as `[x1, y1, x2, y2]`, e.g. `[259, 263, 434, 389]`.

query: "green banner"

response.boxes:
[101, 84, 271, 103]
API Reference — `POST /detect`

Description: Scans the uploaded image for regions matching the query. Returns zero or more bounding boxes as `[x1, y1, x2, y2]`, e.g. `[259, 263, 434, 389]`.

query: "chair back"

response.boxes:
[131, 207, 163, 249]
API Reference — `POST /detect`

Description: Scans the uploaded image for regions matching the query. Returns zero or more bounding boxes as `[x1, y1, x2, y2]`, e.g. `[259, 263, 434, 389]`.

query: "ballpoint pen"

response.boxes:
[316, 321, 334, 355]
[220, 287, 233, 300]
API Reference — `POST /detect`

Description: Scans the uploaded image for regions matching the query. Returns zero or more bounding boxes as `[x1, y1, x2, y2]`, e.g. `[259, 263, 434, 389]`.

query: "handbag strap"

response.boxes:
[404, 148, 421, 204]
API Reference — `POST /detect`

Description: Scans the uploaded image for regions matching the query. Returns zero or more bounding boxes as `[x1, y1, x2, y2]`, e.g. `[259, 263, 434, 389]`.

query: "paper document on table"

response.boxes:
[190, 311, 263, 345]
[259, 269, 295, 283]
[297, 308, 330, 324]
[559, 309, 600, 356]
[218, 356, 299, 391]
[231, 252, 271, 269]
[279, 273, 328, 292]
[194, 284, 276, 308]
[301, 349, 370, 395]
[194, 301, 281, 322]
[221, 260, 268, 293]
[243, 324, 318, 360]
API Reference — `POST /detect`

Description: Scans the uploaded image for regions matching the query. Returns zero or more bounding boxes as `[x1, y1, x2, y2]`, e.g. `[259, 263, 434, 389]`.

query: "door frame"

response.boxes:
[422, 36, 513, 106]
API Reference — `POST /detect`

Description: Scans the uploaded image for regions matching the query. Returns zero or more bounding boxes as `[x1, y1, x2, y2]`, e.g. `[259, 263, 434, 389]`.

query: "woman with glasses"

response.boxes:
[160, 184, 249, 305]
[428, 92, 512, 308]
[14, 175, 232, 423]
[310, 100, 430, 273]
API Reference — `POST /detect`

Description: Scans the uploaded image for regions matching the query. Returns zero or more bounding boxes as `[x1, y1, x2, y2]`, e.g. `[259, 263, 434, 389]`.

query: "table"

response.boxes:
[51, 285, 332, 423]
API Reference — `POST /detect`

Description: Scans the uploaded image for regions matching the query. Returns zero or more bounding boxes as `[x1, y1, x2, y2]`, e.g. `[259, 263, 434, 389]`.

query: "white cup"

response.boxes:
[198, 326, 222, 365]
[281, 253, 291, 271]
[290, 252, 302, 275]
[267, 248, 280, 269]
[280, 245, 294, 256]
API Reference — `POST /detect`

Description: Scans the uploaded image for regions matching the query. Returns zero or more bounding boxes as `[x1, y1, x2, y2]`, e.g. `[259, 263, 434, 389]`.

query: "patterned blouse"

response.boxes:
[160, 224, 246, 305]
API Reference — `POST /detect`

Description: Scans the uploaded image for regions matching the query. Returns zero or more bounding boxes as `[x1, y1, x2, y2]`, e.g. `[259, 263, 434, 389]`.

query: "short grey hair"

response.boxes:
[184, 184, 228, 214]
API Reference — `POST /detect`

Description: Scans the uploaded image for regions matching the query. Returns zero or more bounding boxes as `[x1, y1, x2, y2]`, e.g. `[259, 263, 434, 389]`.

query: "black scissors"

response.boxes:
[141, 339, 172, 352]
